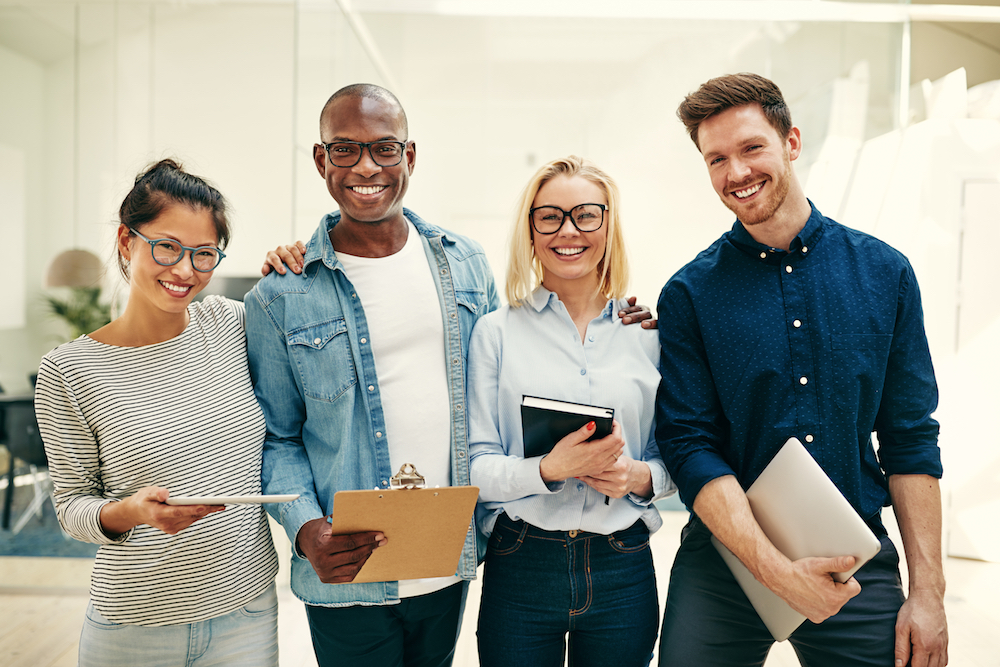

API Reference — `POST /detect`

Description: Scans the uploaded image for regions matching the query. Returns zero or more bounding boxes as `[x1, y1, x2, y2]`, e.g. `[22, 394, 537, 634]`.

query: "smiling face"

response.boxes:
[118, 204, 218, 318]
[698, 103, 801, 228]
[532, 175, 609, 295]
[314, 94, 415, 228]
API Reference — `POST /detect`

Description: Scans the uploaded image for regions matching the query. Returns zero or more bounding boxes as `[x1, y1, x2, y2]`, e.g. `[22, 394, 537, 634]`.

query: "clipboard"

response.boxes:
[328, 463, 479, 584]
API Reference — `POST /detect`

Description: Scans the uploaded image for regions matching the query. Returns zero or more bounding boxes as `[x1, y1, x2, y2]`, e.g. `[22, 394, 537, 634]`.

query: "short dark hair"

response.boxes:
[677, 73, 792, 150]
[117, 158, 230, 280]
[319, 83, 408, 139]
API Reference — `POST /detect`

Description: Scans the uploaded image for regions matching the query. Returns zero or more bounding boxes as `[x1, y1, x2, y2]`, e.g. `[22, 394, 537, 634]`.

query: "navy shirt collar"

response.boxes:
[728, 200, 826, 264]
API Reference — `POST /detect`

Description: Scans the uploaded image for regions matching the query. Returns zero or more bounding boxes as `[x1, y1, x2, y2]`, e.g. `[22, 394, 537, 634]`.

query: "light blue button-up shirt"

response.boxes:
[246, 208, 498, 607]
[468, 287, 674, 537]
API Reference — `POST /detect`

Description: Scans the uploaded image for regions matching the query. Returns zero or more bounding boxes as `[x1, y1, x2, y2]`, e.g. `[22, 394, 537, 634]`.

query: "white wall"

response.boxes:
[0, 42, 62, 393]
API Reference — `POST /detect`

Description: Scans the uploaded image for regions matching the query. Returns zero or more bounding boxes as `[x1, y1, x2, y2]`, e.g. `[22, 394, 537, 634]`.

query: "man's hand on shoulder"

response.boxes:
[619, 296, 657, 329]
[895, 588, 948, 667]
[296, 517, 386, 584]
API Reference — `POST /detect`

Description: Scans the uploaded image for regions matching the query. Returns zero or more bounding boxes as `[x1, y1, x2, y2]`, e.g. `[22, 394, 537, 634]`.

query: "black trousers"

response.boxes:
[305, 582, 467, 667]
[659, 516, 905, 667]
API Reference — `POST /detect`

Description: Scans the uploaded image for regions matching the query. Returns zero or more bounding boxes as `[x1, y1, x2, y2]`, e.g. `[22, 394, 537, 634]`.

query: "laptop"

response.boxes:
[711, 437, 882, 641]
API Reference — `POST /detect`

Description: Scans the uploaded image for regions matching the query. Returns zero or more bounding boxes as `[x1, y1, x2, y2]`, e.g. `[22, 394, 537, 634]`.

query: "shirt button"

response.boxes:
[313, 338, 321, 345]
[451, 312, 457, 319]
[799, 376, 808, 385]
[375, 431, 382, 438]
[588, 336, 595, 342]
[368, 385, 375, 392]
[805, 434, 815, 443]
[793, 319, 802, 328]
[580, 369, 587, 376]
[453, 357, 460, 365]
[785, 265, 793, 273]
[802, 246, 809, 253]
[456, 404, 463, 411]
[360, 338, 367, 344]
[759, 252, 767, 260]
[458, 451, 466, 458]
[381, 480, 388, 487]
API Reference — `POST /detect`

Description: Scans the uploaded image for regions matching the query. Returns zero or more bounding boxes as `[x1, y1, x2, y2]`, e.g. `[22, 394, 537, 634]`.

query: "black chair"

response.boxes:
[4, 402, 64, 536]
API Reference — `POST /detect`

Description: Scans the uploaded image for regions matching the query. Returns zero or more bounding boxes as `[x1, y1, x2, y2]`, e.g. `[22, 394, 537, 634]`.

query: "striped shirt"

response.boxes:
[35, 296, 278, 627]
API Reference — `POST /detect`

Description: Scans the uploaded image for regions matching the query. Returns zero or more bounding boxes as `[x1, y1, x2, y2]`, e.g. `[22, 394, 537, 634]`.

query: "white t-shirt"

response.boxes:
[336, 222, 459, 597]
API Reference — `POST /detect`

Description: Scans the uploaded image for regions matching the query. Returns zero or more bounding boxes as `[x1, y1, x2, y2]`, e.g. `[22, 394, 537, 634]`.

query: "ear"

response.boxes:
[313, 143, 328, 178]
[405, 140, 416, 176]
[786, 126, 802, 162]
[116, 224, 134, 262]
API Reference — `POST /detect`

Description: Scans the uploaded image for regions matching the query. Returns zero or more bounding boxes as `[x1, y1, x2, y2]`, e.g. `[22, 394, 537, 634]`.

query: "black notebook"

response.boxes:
[519, 395, 614, 458]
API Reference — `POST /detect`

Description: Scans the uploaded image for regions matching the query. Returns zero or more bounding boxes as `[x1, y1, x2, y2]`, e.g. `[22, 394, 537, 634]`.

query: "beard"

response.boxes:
[723, 150, 792, 227]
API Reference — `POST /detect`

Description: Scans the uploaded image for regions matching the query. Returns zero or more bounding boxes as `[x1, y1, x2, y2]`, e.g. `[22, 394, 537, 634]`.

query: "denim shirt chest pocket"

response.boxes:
[288, 317, 358, 402]
[455, 288, 489, 362]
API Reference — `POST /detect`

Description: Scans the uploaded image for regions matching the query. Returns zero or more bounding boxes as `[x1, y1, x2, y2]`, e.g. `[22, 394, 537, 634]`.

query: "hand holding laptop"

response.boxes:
[766, 553, 863, 623]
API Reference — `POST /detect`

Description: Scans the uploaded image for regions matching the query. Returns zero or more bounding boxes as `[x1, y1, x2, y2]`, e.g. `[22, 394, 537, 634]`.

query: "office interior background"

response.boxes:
[1, 1, 1000, 665]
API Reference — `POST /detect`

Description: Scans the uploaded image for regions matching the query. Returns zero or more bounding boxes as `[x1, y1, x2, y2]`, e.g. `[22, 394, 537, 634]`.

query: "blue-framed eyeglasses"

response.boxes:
[131, 230, 225, 272]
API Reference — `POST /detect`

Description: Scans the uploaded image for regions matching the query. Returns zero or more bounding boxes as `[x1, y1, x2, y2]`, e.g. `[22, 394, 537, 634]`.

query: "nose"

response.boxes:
[352, 145, 383, 178]
[556, 213, 580, 236]
[171, 253, 196, 279]
[728, 156, 751, 184]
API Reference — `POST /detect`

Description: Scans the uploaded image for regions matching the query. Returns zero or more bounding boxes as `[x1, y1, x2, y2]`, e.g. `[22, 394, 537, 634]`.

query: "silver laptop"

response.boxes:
[711, 437, 881, 641]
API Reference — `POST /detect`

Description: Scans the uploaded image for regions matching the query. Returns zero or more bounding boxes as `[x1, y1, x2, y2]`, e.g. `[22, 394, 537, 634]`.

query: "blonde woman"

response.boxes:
[468, 156, 674, 667]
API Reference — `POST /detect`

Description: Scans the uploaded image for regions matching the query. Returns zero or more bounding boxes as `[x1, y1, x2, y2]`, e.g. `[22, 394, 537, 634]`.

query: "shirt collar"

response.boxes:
[728, 200, 826, 263]
[526, 285, 620, 320]
[304, 207, 446, 271]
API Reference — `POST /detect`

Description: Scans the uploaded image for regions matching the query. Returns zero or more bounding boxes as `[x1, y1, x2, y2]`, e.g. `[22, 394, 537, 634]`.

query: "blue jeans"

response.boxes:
[477, 514, 659, 667]
[78, 583, 278, 667]
[658, 516, 905, 667]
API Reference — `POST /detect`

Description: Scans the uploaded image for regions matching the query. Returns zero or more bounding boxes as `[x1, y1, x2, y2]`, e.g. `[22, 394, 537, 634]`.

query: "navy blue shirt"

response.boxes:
[655, 203, 941, 523]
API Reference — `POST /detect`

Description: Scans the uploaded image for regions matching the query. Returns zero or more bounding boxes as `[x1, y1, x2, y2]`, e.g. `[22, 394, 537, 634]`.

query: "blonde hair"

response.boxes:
[505, 155, 629, 307]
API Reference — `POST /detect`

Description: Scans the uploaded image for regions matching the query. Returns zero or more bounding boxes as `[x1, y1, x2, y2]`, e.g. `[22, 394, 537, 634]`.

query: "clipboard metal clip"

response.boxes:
[389, 463, 426, 489]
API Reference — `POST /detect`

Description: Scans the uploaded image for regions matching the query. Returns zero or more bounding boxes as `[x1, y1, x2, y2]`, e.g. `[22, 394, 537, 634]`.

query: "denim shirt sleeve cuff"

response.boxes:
[281, 499, 326, 558]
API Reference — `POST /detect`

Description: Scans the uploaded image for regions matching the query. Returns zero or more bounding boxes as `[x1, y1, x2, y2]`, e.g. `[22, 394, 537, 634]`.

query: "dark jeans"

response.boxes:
[477, 513, 659, 667]
[658, 515, 906, 667]
[305, 581, 467, 667]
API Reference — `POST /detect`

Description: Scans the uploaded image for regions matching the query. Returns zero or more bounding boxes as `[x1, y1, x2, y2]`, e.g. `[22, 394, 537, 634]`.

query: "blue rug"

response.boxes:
[0, 482, 99, 558]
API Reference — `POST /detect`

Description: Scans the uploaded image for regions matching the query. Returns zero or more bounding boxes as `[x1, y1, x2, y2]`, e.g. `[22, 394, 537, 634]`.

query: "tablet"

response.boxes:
[165, 494, 299, 506]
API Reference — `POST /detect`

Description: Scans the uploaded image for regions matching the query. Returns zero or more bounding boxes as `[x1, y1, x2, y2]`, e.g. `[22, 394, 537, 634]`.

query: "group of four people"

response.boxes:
[34, 72, 947, 667]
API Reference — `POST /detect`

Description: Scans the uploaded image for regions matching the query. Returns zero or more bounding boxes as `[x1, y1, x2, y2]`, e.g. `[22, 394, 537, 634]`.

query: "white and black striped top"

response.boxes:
[35, 296, 278, 627]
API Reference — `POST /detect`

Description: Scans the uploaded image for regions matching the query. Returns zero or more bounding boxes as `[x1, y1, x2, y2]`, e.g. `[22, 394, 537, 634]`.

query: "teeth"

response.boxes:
[160, 281, 190, 293]
[734, 182, 763, 199]
[554, 247, 586, 256]
[352, 186, 385, 195]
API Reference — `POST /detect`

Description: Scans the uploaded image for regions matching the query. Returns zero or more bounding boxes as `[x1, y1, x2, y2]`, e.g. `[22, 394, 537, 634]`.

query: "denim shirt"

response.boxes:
[246, 208, 499, 607]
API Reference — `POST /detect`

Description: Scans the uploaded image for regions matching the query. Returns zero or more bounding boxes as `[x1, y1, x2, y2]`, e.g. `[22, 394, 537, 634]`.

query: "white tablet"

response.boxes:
[165, 494, 299, 506]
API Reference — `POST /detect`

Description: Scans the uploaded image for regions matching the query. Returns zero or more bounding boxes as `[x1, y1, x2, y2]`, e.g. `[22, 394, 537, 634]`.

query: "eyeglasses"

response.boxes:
[320, 140, 409, 168]
[131, 230, 225, 272]
[529, 204, 607, 235]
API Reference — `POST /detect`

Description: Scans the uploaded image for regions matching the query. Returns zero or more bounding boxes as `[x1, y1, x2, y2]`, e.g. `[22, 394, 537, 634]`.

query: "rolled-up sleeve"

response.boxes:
[873, 262, 942, 478]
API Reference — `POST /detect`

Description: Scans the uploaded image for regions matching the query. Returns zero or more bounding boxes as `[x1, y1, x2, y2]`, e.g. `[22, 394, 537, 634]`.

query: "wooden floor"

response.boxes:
[2, 511, 998, 667]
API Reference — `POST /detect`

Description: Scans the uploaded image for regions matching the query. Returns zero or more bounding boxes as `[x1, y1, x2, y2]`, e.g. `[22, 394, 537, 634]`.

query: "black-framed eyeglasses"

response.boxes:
[131, 230, 225, 272]
[320, 140, 409, 168]
[529, 203, 607, 235]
